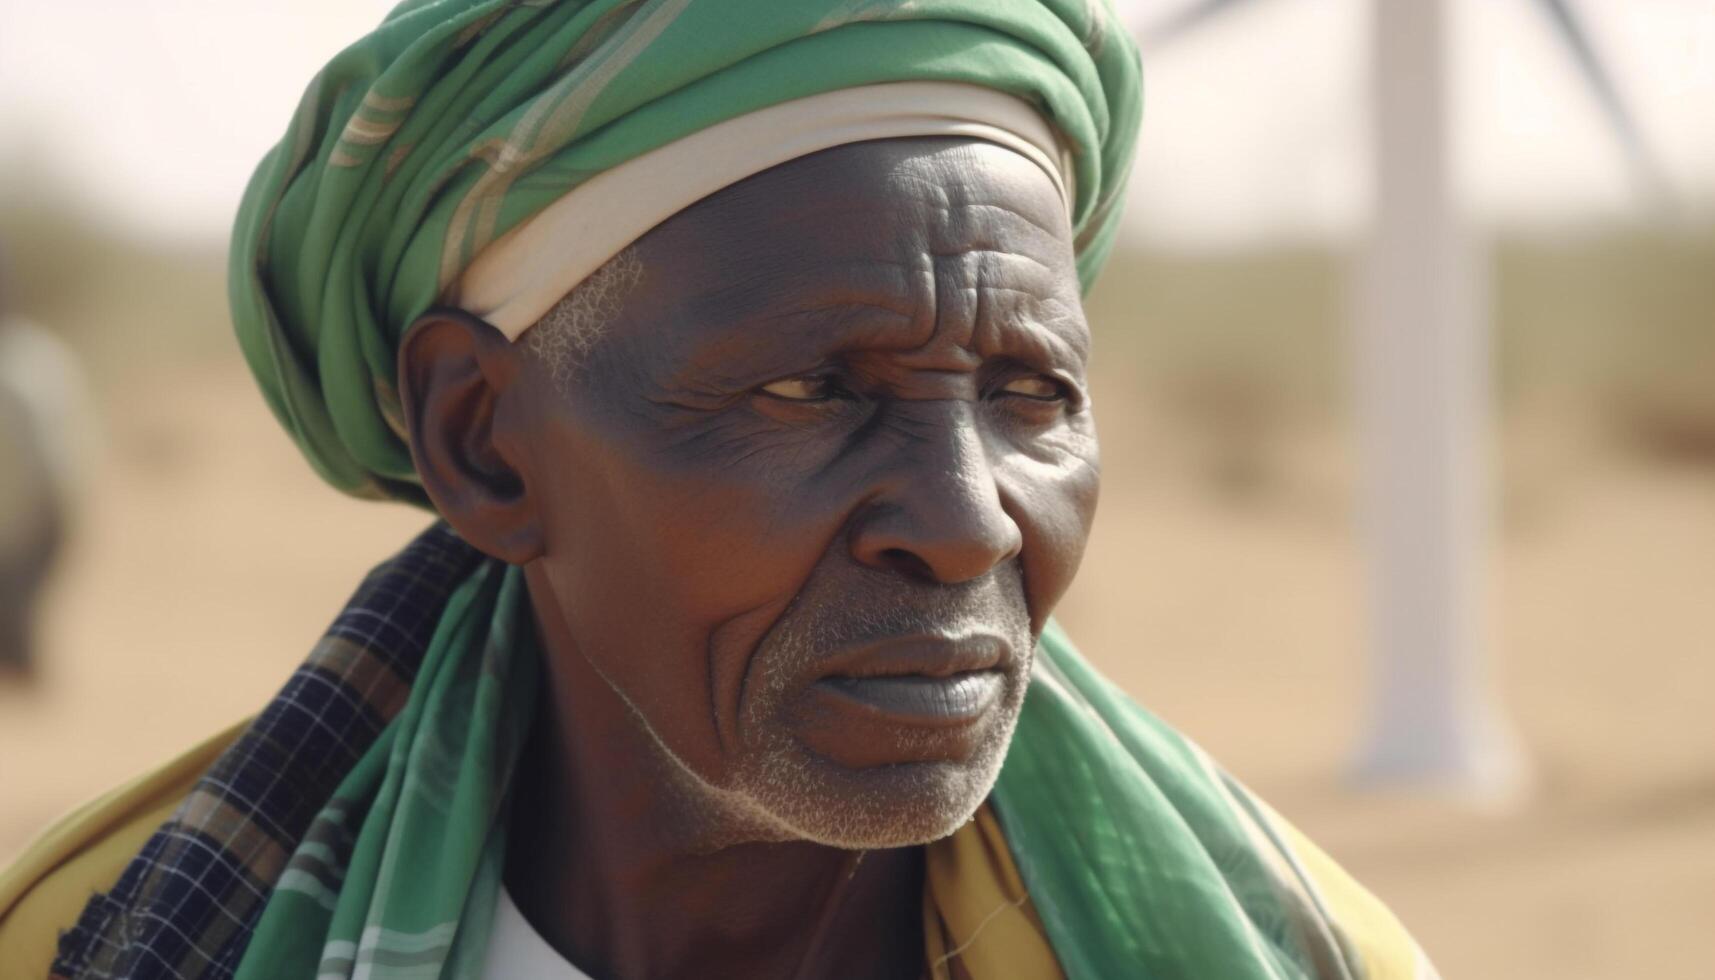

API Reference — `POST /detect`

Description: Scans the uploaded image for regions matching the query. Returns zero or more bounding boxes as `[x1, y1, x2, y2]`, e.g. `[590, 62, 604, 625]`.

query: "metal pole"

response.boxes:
[1352, 0, 1524, 796]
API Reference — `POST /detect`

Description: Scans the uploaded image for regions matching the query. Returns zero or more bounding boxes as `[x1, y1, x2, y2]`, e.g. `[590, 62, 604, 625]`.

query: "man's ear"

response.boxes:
[398, 308, 544, 565]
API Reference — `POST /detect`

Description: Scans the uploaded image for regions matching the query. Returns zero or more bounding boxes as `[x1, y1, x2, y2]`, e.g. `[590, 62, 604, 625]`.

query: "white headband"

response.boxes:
[444, 81, 1074, 340]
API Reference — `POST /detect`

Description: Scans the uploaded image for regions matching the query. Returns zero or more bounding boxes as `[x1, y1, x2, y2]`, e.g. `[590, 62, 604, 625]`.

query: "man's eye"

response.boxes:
[758, 375, 845, 402]
[997, 375, 1066, 401]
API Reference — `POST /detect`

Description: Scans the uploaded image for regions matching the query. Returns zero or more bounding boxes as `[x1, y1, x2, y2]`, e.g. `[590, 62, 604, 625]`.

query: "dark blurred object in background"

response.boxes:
[0, 249, 89, 679]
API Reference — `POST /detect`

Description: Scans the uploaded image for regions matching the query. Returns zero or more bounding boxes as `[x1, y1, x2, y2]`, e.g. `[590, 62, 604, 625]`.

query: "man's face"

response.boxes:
[514, 138, 1098, 848]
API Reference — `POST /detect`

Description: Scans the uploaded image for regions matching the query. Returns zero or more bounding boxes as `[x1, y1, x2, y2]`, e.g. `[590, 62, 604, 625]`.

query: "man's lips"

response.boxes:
[816, 671, 1005, 723]
[812, 633, 1009, 680]
[807, 634, 1011, 727]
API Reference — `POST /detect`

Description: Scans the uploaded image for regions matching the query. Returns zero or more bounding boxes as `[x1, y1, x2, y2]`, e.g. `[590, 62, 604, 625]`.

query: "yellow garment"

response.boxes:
[0, 720, 247, 978]
[924, 807, 1064, 980]
[1268, 808, 1433, 980]
[1, 723, 1060, 979]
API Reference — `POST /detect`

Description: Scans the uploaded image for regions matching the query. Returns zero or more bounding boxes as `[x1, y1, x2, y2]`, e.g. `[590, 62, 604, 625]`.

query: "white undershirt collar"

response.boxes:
[482, 885, 596, 980]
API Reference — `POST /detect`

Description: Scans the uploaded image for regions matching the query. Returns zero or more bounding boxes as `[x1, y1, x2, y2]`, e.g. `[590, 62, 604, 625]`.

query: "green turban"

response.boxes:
[229, 0, 1142, 504]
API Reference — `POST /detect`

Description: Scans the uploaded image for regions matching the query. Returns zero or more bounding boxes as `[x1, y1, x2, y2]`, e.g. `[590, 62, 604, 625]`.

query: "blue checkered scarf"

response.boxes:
[52, 524, 483, 979]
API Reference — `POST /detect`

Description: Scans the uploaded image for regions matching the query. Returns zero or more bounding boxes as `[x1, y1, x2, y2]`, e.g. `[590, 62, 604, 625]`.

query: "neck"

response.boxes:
[506, 579, 925, 980]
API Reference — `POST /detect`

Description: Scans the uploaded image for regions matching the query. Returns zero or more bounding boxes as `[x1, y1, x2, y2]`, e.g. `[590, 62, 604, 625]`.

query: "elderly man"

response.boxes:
[1, 1, 1434, 977]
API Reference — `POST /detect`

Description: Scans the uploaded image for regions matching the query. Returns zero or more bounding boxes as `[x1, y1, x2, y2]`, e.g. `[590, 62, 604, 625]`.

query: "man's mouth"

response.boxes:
[807, 633, 1011, 728]
[816, 669, 1005, 723]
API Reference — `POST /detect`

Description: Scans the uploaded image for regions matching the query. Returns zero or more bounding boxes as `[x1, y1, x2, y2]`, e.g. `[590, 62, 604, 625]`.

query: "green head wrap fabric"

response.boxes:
[229, 0, 1142, 503]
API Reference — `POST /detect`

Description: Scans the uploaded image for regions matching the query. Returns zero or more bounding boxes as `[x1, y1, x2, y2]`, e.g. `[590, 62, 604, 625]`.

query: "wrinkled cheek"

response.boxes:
[1006, 450, 1100, 634]
[679, 479, 860, 757]
[536, 538, 729, 771]
[657, 470, 852, 623]
[542, 453, 855, 778]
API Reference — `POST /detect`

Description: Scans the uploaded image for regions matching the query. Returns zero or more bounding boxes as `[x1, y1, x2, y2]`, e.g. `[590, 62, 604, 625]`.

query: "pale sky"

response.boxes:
[1, 0, 1711, 246]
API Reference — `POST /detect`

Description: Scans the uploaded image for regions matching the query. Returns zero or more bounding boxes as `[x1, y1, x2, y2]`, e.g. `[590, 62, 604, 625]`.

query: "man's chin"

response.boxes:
[772, 762, 1000, 849]
[731, 719, 1018, 850]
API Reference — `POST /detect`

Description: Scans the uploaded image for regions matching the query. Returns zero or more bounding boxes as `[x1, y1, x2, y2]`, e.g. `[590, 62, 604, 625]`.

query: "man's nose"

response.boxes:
[847, 414, 1023, 584]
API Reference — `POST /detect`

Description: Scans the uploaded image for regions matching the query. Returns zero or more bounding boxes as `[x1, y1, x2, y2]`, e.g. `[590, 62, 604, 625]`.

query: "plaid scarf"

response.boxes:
[52, 524, 486, 980]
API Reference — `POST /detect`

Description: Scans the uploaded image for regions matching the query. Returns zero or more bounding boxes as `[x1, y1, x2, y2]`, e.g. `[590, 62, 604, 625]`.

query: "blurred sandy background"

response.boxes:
[3, 2, 1713, 978]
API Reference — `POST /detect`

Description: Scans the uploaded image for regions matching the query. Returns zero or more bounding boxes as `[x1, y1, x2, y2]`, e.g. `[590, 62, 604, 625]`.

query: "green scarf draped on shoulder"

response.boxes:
[225, 2, 1432, 977]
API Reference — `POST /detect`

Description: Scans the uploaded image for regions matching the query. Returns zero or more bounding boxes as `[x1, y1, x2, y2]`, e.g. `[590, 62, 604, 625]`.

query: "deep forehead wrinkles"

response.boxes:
[625, 138, 1083, 375]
